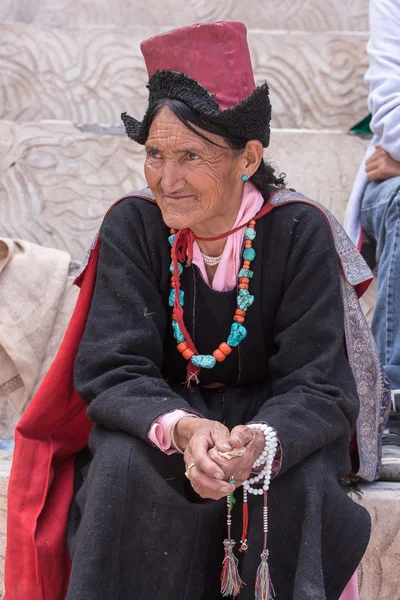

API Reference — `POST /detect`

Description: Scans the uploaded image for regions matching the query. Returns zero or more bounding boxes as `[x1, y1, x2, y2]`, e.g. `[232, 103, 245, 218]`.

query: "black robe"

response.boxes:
[67, 194, 371, 599]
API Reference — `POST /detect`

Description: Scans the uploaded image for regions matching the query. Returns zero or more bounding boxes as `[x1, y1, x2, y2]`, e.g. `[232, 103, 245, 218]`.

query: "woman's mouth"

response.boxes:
[163, 195, 195, 201]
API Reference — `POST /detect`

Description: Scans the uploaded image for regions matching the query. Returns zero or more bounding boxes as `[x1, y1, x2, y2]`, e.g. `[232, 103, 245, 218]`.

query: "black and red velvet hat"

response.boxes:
[121, 21, 271, 147]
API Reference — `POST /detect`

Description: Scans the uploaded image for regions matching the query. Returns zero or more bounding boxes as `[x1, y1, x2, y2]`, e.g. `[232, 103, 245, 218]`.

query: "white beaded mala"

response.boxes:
[220, 423, 278, 599]
[244, 423, 278, 494]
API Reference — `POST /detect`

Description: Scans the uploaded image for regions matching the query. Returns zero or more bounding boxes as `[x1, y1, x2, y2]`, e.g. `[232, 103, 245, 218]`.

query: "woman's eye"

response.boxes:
[187, 152, 199, 161]
[147, 149, 161, 159]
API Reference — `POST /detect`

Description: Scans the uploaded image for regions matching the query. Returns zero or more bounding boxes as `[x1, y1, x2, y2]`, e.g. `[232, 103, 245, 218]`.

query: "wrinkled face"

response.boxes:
[144, 107, 244, 231]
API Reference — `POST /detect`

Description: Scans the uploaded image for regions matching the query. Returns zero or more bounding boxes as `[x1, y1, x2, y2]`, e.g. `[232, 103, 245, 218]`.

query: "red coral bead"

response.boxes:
[177, 342, 188, 353]
[219, 342, 232, 355]
[213, 349, 226, 362]
[183, 348, 195, 360]
[234, 315, 245, 323]
[238, 283, 249, 290]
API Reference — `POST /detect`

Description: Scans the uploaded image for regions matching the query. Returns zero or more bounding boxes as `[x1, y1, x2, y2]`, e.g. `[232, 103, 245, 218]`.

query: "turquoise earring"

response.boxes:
[241, 174, 249, 182]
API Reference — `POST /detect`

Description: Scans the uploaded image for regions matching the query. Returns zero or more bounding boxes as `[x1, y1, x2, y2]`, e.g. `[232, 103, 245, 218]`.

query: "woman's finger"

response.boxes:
[187, 434, 225, 480]
[207, 447, 241, 480]
[190, 467, 235, 500]
[228, 425, 253, 448]
[210, 422, 233, 452]
[206, 449, 255, 490]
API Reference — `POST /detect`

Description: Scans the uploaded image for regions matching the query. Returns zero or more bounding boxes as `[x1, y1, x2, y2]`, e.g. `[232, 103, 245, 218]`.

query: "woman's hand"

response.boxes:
[208, 425, 265, 488]
[366, 145, 400, 181]
[174, 417, 236, 500]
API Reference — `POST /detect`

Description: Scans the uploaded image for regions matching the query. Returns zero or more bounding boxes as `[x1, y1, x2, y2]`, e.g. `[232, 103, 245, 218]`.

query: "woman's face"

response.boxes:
[144, 107, 245, 231]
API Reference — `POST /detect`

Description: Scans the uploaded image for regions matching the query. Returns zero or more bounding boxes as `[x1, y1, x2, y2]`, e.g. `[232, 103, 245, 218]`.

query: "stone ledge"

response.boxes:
[0, 462, 397, 599]
[356, 483, 400, 600]
[0, 121, 370, 261]
[0, 23, 369, 129]
[0, 452, 12, 599]
[0, 121, 376, 321]
[0, 0, 369, 31]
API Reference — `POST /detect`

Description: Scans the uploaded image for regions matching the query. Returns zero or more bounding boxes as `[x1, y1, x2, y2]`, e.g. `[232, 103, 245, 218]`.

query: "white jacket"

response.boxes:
[344, 0, 400, 248]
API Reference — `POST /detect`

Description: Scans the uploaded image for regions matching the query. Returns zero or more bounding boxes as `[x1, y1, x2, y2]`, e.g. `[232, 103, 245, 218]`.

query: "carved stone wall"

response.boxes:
[0, 24, 369, 130]
[0, 0, 369, 31]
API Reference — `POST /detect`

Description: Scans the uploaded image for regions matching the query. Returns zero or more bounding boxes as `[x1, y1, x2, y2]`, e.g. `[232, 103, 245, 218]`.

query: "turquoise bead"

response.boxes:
[237, 289, 254, 311]
[191, 354, 217, 369]
[227, 323, 248, 347]
[169, 261, 183, 276]
[243, 247, 256, 262]
[172, 321, 185, 343]
[168, 234, 176, 247]
[169, 289, 184, 307]
[238, 268, 253, 279]
[244, 227, 256, 241]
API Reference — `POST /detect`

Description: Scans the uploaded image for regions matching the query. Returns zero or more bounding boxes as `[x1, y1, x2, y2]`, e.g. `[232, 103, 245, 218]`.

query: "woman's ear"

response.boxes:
[243, 140, 264, 177]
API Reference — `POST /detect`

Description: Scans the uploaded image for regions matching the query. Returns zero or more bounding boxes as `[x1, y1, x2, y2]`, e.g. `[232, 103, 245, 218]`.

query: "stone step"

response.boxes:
[0, 455, 397, 599]
[0, 23, 369, 130]
[0, 121, 370, 259]
[0, 452, 12, 599]
[1, 0, 369, 32]
[356, 482, 400, 600]
[0, 121, 377, 320]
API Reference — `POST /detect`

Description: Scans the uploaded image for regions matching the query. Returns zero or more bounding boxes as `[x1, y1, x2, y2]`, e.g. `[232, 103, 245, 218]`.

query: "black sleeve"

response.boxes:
[254, 208, 359, 475]
[74, 198, 199, 441]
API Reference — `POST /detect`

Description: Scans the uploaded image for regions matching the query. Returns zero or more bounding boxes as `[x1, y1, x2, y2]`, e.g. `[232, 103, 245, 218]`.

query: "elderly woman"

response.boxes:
[6, 22, 388, 600]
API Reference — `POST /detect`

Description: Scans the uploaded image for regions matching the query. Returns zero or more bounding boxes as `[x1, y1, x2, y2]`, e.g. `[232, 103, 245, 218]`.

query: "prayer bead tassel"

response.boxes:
[221, 540, 244, 598]
[255, 547, 274, 600]
[220, 489, 244, 598]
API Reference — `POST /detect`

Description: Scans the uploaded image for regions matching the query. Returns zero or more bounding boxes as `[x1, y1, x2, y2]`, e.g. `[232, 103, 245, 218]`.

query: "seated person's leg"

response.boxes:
[361, 177, 400, 390]
[361, 177, 400, 481]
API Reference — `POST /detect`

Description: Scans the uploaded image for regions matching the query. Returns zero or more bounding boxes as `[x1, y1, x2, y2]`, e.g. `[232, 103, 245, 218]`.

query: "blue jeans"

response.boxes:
[361, 177, 400, 389]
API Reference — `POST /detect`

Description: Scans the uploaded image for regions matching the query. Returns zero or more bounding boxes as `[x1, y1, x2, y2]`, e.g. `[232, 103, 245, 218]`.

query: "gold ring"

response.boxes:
[185, 462, 196, 480]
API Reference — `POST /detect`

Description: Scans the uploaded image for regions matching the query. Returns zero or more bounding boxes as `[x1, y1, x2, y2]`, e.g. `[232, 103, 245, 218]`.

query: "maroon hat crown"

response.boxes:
[121, 22, 271, 147]
[141, 22, 256, 110]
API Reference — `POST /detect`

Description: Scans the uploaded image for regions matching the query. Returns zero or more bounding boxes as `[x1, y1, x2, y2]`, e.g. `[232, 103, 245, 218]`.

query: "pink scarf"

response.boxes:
[192, 181, 264, 291]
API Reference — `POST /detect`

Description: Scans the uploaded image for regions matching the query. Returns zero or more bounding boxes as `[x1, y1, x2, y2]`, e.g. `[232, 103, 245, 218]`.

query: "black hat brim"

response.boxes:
[121, 70, 271, 147]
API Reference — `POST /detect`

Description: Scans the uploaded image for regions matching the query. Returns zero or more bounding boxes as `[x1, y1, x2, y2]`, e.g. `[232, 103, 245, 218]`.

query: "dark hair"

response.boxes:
[146, 98, 285, 200]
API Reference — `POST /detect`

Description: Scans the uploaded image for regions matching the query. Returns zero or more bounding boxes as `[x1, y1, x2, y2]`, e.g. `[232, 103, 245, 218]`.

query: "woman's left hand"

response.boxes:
[208, 425, 265, 487]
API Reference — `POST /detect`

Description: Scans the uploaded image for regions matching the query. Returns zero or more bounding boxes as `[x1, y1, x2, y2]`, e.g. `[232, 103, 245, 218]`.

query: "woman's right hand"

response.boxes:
[174, 417, 236, 500]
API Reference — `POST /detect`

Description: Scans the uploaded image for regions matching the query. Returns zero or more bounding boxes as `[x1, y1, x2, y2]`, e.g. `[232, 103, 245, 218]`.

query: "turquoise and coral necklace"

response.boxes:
[168, 217, 257, 379]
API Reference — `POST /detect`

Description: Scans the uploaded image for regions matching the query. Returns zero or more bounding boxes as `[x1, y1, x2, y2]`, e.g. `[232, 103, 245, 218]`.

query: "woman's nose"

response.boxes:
[160, 162, 185, 193]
